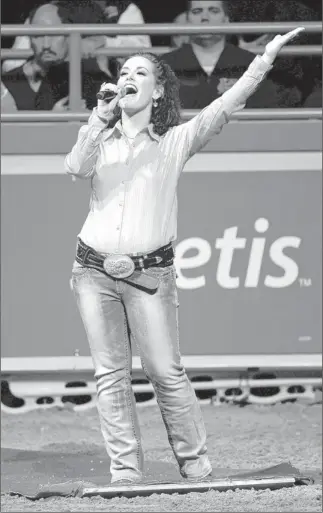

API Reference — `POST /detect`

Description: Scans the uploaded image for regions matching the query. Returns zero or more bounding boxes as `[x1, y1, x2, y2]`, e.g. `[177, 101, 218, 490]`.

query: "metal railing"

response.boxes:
[2, 21, 322, 35]
[1, 108, 321, 123]
[2, 44, 322, 60]
[1, 22, 322, 120]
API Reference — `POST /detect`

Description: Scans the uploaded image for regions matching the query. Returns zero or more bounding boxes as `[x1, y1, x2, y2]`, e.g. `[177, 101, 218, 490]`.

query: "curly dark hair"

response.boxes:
[112, 52, 182, 136]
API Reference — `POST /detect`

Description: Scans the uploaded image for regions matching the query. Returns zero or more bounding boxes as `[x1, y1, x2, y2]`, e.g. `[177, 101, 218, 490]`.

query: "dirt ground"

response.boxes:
[1, 401, 322, 512]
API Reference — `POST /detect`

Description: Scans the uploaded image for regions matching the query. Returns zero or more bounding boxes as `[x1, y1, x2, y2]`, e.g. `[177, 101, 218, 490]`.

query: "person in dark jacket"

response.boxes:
[162, 0, 282, 109]
[1, 1, 108, 111]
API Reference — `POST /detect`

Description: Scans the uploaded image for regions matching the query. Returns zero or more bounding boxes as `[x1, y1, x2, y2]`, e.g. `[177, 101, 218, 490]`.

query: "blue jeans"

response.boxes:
[71, 261, 212, 483]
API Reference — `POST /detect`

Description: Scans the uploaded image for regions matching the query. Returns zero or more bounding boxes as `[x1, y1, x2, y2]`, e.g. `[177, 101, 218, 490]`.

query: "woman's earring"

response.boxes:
[153, 98, 158, 108]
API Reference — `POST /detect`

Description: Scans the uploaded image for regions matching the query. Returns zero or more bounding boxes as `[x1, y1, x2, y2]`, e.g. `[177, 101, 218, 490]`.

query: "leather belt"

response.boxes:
[75, 238, 174, 284]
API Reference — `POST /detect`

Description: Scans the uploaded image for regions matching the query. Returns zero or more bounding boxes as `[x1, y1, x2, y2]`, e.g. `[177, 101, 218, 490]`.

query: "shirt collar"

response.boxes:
[103, 120, 160, 142]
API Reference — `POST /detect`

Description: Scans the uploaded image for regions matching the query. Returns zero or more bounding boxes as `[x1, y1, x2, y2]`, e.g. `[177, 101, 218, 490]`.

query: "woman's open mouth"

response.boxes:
[124, 84, 138, 96]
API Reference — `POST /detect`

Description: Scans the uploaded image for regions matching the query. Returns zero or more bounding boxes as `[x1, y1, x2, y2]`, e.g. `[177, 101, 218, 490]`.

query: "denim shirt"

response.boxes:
[65, 56, 272, 255]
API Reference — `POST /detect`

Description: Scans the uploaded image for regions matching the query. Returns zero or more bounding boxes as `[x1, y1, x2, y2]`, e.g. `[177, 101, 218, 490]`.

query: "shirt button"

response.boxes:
[119, 202, 123, 207]
[116, 226, 120, 231]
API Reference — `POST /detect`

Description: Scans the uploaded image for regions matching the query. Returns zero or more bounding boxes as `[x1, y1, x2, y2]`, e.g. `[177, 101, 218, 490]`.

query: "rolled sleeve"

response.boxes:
[64, 108, 108, 179]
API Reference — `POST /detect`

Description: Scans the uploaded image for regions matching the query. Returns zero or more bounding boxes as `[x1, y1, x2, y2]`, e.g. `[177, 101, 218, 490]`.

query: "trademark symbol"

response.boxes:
[298, 336, 312, 341]
[299, 278, 312, 287]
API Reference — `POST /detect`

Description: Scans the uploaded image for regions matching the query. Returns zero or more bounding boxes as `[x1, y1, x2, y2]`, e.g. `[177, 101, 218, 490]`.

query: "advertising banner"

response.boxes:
[1, 154, 321, 357]
[175, 169, 321, 355]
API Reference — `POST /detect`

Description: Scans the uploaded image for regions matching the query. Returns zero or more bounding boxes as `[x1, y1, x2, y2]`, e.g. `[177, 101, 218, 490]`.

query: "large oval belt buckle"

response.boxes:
[103, 254, 135, 279]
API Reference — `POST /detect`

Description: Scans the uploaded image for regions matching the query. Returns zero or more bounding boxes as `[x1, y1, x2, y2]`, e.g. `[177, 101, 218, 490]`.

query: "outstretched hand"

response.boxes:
[264, 27, 305, 63]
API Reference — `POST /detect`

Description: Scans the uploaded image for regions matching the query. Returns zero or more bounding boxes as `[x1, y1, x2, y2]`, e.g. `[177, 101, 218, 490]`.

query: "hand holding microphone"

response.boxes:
[96, 82, 126, 120]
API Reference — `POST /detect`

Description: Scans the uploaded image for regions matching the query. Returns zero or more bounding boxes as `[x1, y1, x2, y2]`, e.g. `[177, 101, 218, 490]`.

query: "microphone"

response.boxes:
[96, 87, 126, 102]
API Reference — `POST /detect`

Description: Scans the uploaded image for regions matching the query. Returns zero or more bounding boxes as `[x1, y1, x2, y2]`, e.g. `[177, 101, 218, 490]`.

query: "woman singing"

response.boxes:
[65, 27, 304, 485]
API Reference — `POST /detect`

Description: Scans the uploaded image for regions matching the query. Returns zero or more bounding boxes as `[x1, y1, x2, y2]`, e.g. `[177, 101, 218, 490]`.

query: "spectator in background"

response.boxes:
[1, 2, 108, 110]
[233, 0, 322, 106]
[94, 1, 151, 48]
[3, 1, 151, 76]
[1, 82, 18, 112]
[92, 1, 151, 74]
[2, 0, 107, 73]
[163, 0, 280, 109]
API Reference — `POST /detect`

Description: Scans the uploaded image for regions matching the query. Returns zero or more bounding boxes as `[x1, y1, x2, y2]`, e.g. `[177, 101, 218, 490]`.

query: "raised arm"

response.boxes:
[173, 28, 305, 161]
[64, 83, 123, 179]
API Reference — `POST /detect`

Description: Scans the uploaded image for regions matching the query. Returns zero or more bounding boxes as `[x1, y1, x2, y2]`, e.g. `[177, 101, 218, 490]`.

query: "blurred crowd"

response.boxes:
[1, 0, 322, 112]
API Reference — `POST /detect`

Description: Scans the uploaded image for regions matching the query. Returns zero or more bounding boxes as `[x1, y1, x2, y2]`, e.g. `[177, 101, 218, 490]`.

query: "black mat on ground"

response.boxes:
[1, 447, 316, 500]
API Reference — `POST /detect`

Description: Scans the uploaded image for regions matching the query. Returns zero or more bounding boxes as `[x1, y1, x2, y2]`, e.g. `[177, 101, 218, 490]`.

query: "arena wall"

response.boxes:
[1, 121, 321, 358]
